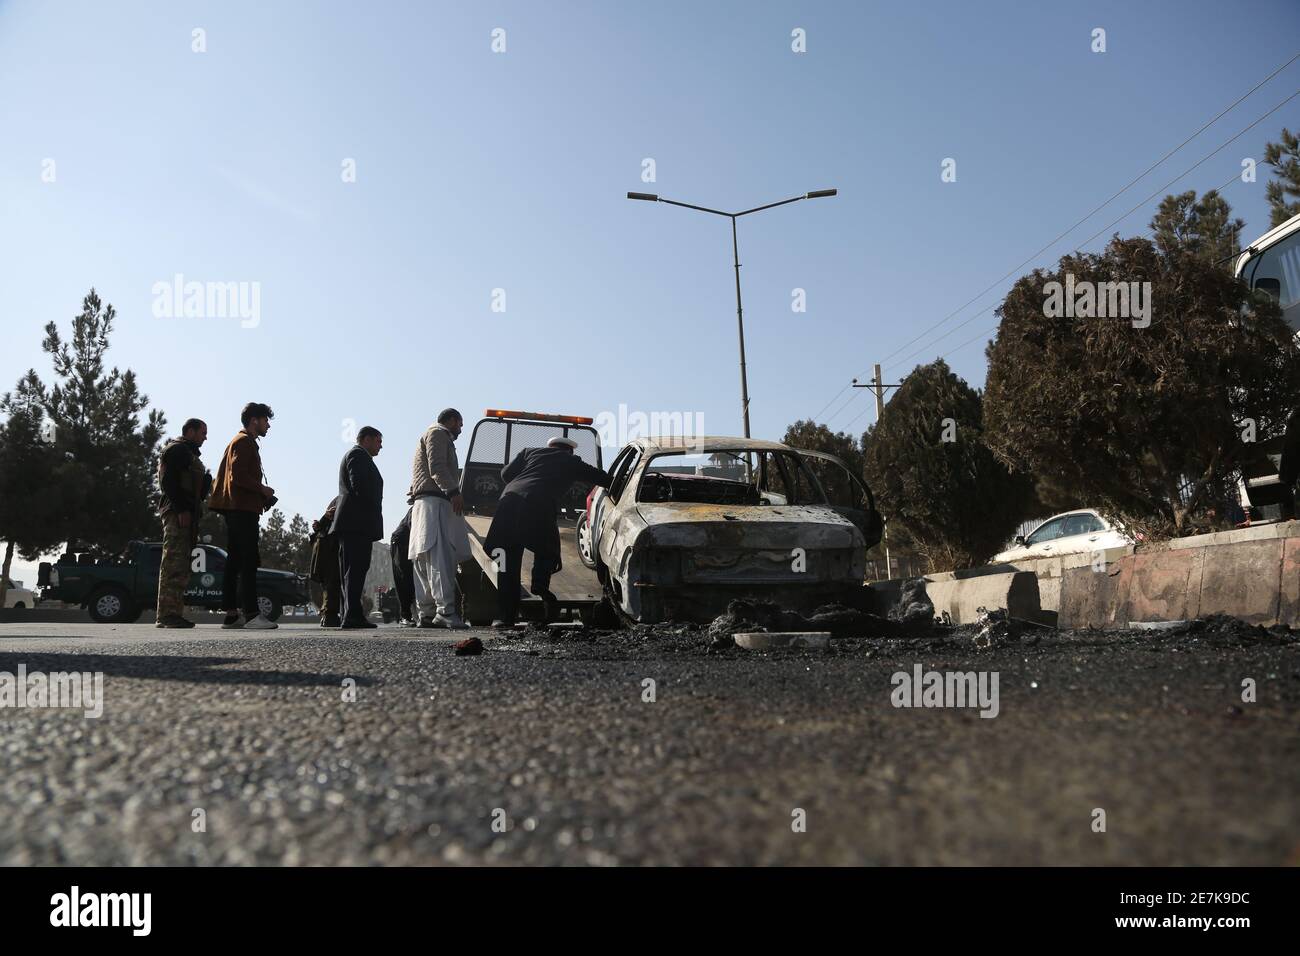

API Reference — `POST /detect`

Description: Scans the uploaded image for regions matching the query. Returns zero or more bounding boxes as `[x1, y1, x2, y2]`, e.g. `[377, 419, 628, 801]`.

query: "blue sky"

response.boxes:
[2, 0, 1298, 578]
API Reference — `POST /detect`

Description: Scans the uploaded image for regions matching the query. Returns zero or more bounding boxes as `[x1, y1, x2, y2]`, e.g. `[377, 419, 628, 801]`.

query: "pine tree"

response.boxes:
[1262, 128, 1300, 227]
[34, 290, 166, 556]
[1150, 190, 1242, 266]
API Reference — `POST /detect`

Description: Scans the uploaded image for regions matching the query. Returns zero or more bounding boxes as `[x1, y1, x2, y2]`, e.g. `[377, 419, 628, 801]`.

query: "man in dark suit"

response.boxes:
[331, 426, 385, 629]
[484, 436, 611, 627]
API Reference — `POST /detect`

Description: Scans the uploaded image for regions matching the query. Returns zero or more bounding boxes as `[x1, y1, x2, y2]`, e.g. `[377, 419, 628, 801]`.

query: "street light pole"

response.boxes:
[628, 188, 837, 439]
[730, 215, 750, 439]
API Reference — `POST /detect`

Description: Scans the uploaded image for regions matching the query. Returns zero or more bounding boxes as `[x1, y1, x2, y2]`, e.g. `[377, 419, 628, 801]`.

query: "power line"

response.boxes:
[881, 90, 1300, 379]
[811, 383, 851, 422]
[872, 53, 1299, 369]
[1070, 89, 1299, 252]
[847, 164, 1260, 432]
[847, 160, 1263, 429]
[813, 51, 1300, 421]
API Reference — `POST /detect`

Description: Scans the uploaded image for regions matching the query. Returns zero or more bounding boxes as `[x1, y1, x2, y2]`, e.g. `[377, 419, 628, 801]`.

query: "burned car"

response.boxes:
[584, 437, 881, 624]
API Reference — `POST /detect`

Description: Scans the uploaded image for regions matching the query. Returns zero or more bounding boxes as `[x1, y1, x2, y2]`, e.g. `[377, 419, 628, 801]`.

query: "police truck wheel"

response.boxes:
[258, 596, 283, 621]
[88, 586, 138, 624]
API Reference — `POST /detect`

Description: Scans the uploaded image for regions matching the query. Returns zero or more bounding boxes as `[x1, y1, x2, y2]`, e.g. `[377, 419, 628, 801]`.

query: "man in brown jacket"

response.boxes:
[208, 402, 277, 630]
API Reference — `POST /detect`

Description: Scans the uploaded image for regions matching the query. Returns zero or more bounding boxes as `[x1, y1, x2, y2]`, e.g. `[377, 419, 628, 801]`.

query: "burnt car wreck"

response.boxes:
[584, 436, 883, 624]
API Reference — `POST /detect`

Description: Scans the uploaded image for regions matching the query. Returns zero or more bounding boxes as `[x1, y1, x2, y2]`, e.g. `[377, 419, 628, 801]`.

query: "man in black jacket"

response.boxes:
[484, 436, 611, 627]
[331, 426, 385, 629]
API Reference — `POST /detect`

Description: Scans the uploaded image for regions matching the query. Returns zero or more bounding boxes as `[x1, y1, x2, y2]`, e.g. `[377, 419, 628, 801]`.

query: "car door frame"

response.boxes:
[794, 448, 884, 549]
[590, 443, 642, 570]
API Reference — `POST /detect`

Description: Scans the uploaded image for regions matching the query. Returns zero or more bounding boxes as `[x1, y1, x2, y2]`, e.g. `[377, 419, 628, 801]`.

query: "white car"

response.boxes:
[3, 579, 37, 609]
[991, 509, 1131, 563]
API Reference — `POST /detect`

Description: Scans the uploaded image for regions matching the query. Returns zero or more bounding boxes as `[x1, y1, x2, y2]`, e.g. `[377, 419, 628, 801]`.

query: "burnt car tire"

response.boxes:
[575, 511, 598, 570]
[88, 586, 139, 624]
[579, 598, 620, 629]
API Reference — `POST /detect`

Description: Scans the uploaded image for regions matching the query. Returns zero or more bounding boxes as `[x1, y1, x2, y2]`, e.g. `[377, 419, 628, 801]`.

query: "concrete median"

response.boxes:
[1058, 520, 1300, 629]
[866, 568, 1042, 625]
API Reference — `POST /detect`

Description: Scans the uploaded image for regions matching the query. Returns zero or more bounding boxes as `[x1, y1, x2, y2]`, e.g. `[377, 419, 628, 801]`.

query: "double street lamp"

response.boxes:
[627, 188, 837, 439]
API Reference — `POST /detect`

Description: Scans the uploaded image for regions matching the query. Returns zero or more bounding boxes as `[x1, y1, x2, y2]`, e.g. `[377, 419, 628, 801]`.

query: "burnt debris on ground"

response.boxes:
[485, 578, 1298, 659]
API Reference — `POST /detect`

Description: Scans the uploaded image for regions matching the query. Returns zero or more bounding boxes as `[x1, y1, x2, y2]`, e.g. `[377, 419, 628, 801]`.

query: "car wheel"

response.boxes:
[88, 586, 138, 624]
[11, 602, 24, 609]
[258, 596, 282, 621]
[575, 511, 598, 570]
[579, 598, 620, 629]
[601, 574, 636, 627]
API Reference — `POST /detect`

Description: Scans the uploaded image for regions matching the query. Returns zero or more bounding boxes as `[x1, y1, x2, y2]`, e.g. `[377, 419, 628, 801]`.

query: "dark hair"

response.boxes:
[240, 402, 274, 427]
[181, 418, 207, 435]
[437, 408, 462, 425]
[357, 426, 382, 442]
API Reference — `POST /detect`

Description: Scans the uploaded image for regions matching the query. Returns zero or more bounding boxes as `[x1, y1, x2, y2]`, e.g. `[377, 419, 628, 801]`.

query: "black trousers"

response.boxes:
[339, 533, 373, 624]
[390, 534, 415, 620]
[222, 511, 261, 617]
[485, 493, 560, 623]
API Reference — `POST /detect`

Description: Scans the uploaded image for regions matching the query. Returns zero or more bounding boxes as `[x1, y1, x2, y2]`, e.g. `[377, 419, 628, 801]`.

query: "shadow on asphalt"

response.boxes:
[0, 652, 376, 689]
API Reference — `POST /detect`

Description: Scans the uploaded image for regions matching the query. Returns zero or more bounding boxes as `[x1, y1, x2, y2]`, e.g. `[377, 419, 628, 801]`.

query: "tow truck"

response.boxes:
[456, 409, 616, 627]
[1233, 211, 1300, 519]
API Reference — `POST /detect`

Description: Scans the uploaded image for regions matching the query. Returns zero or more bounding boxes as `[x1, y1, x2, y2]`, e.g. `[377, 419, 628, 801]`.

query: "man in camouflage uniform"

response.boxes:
[156, 418, 212, 627]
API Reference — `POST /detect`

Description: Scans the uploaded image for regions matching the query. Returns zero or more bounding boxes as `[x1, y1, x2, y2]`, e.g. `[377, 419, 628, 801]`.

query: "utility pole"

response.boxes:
[853, 366, 902, 580]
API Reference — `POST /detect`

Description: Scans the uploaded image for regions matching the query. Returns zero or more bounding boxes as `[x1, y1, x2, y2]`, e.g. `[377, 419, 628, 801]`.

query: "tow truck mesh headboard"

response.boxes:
[463, 419, 602, 514]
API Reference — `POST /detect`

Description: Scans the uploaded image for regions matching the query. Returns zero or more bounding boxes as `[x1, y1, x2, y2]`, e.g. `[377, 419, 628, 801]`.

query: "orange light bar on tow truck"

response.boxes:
[484, 409, 595, 425]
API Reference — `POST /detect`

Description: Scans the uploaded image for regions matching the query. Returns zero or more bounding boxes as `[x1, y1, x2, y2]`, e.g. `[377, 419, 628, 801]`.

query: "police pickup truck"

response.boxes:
[39, 540, 309, 623]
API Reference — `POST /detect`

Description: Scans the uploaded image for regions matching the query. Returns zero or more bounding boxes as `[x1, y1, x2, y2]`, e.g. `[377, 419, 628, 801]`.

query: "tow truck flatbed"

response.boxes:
[456, 410, 610, 625]
[463, 513, 602, 606]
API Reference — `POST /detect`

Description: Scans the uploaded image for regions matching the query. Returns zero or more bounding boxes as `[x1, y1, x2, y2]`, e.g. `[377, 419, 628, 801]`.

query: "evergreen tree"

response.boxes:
[32, 290, 166, 556]
[984, 192, 1300, 537]
[862, 359, 1035, 570]
[1263, 128, 1300, 227]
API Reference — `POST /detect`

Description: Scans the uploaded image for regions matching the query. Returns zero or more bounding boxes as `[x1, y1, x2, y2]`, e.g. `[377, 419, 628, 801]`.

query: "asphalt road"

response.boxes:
[0, 617, 1297, 865]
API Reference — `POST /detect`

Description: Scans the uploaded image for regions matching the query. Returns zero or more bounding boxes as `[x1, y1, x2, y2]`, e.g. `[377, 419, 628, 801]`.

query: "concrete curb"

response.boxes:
[1058, 521, 1300, 629]
[866, 570, 1042, 626]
